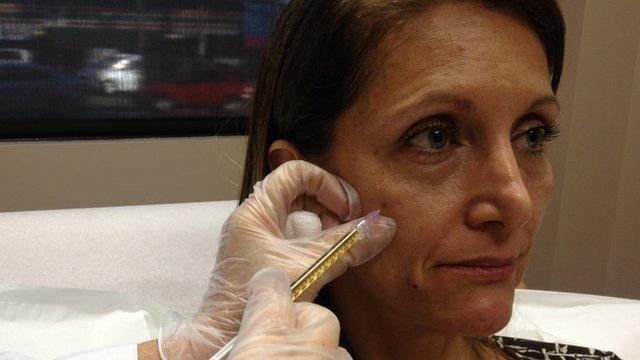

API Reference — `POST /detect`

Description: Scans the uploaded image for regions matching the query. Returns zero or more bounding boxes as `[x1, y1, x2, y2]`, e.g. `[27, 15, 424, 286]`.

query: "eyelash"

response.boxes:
[401, 115, 461, 145]
[540, 120, 561, 140]
[402, 114, 561, 154]
[516, 116, 561, 156]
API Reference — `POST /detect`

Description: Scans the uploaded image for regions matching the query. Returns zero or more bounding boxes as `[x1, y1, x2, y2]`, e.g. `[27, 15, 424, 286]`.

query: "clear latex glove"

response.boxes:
[229, 267, 352, 360]
[159, 160, 396, 359]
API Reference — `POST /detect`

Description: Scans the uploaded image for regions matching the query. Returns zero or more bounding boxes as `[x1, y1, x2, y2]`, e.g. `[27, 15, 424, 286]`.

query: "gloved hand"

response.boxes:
[229, 267, 351, 360]
[159, 160, 396, 359]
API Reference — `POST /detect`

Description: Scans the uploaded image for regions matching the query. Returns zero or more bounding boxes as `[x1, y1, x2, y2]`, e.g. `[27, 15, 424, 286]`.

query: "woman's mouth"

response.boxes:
[435, 256, 518, 282]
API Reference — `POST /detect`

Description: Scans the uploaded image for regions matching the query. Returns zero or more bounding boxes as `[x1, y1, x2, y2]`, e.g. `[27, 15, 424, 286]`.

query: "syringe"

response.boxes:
[210, 209, 381, 360]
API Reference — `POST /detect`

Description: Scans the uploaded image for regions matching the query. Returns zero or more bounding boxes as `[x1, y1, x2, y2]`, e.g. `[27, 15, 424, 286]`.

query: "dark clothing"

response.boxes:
[494, 336, 622, 359]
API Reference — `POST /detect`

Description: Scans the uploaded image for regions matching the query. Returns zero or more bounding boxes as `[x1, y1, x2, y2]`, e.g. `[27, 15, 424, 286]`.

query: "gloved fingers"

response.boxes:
[251, 161, 361, 226]
[336, 347, 354, 360]
[316, 215, 397, 267]
[230, 268, 349, 360]
[318, 215, 395, 290]
[289, 215, 396, 302]
[290, 195, 352, 230]
[320, 211, 343, 230]
[284, 211, 322, 239]
[282, 209, 350, 239]
[293, 302, 341, 348]
[335, 177, 360, 221]
[239, 267, 295, 337]
[159, 311, 231, 360]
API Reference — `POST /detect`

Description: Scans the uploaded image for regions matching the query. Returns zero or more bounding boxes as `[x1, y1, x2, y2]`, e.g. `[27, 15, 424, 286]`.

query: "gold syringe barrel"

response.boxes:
[290, 226, 363, 300]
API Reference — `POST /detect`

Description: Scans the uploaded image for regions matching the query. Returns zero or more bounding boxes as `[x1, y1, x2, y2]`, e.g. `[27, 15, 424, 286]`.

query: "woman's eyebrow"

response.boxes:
[425, 94, 477, 112]
[387, 93, 559, 125]
[387, 93, 477, 124]
[410, 93, 477, 113]
[528, 95, 560, 112]
[405, 93, 559, 113]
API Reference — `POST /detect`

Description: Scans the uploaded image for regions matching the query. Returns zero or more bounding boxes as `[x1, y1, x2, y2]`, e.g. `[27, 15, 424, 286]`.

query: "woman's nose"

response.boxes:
[465, 144, 533, 233]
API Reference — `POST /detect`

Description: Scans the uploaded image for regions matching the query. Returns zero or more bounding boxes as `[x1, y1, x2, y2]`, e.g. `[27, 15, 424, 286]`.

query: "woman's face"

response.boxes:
[321, 3, 558, 337]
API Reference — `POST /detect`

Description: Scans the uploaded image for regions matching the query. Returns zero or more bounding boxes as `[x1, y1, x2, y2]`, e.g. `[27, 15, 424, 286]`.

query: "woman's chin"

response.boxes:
[465, 302, 513, 336]
[438, 285, 516, 336]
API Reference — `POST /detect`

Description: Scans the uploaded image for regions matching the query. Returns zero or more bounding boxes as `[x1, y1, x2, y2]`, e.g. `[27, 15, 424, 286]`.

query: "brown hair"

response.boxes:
[240, 0, 565, 201]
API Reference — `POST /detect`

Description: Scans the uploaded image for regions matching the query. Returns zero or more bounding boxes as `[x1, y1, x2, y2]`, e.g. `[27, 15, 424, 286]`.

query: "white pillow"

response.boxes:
[0, 201, 238, 315]
[498, 289, 640, 359]
[0, 284, 167, 360]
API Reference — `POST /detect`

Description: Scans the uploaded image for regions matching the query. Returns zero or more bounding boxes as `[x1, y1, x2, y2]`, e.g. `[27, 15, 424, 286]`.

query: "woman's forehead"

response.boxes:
[380, 5, 546, 77]
[360, 3, 552, 113]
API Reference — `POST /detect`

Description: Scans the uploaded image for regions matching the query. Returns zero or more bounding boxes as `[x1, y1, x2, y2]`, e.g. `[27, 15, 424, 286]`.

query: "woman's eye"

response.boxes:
[409, 127, 451, 152]
[513, 123, 559, 153]
[524, 127, 547, 150]
[403, 116, 459, 154]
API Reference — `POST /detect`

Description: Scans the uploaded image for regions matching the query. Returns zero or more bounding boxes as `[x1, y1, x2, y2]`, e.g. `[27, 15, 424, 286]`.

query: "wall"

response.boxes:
[525, 0, 640, 300]
[525, 0, 586, 295]
[1, 1, 639, 299]
[0, 136, 246, 211]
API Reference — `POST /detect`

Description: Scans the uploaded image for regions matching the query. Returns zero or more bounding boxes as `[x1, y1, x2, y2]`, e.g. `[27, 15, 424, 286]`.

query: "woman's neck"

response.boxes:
[327, 286, 503, 360]
[339, 310, 468, 359]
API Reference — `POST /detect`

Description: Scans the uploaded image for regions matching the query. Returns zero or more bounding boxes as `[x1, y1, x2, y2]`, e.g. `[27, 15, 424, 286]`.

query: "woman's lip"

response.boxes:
[438, 255, 519, 267]
[435, 258, 517, 282]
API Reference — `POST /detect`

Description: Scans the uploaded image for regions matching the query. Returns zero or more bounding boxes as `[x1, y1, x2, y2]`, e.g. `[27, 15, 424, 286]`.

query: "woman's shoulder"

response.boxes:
[492, 336, 622, 360]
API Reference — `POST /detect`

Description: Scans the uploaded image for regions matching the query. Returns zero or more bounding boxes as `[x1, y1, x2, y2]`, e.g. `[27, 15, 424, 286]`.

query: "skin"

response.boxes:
[138, 341, 160, 360]
[272, 2, 558, 359]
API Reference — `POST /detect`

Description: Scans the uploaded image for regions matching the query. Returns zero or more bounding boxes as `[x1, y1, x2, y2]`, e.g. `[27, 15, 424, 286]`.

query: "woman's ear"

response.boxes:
[268, 140, 305, 170]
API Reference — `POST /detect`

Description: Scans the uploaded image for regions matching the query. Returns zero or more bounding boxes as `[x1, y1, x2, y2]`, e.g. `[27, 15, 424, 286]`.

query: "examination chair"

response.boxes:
[1, 201, 639, 359]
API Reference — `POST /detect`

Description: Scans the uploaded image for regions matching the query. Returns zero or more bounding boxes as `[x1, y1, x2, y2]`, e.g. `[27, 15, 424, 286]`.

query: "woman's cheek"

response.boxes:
[514, 160, 552, 284]
[365, 190, 457, 285]
[519, 154, 554, 202]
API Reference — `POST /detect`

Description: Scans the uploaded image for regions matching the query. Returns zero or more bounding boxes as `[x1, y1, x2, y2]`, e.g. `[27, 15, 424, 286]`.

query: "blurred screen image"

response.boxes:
[0, 0, 288, 120]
